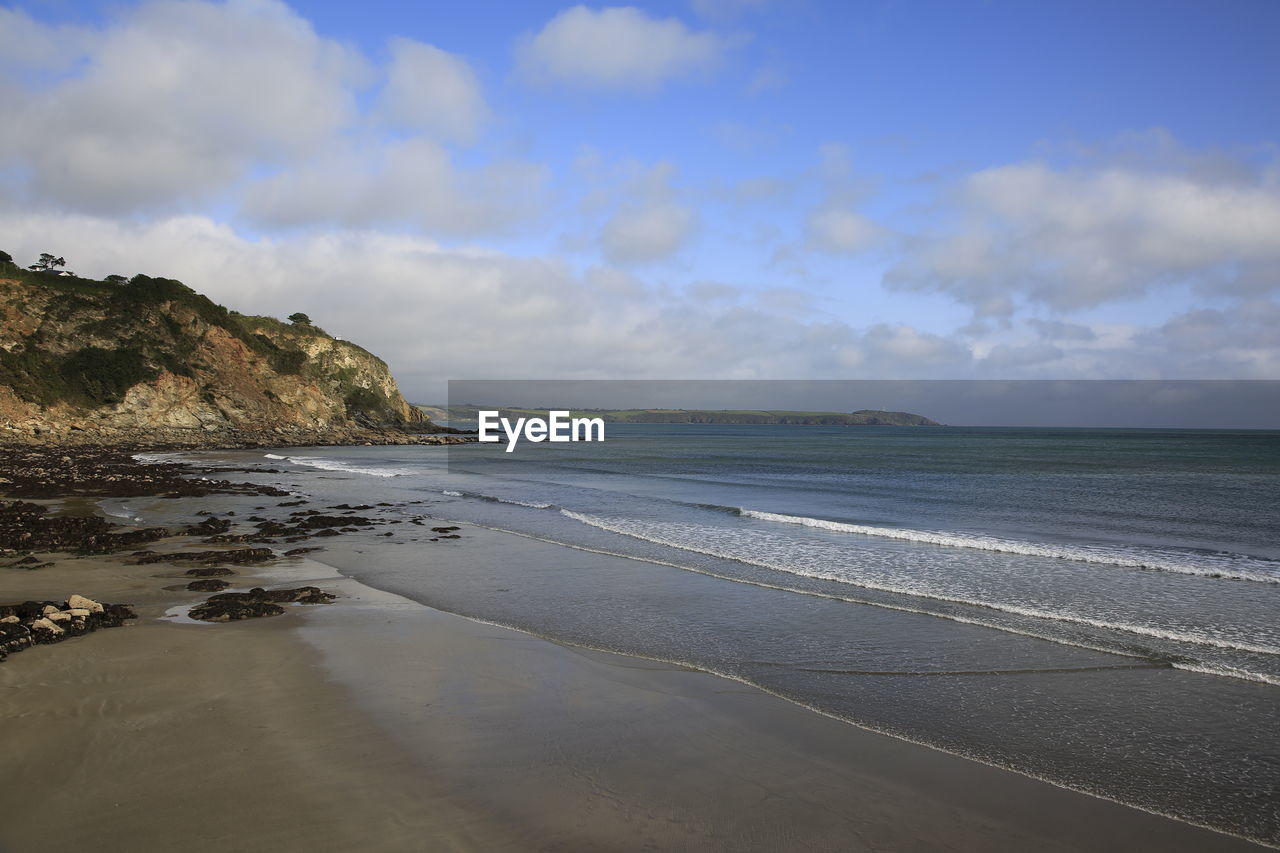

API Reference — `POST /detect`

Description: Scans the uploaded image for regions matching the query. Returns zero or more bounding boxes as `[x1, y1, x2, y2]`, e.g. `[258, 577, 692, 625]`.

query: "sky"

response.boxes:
[1, 0, 1278, 401]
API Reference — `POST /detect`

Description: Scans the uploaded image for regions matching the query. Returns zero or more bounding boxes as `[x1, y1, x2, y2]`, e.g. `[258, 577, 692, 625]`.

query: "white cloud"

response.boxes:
[591, 161, 698, 264]
[805, 207, 887, 253]
[0, 212, 993, 396]
[887, 156, 1280, 314]
[601, 202, 697, 263]
[789, 143, 889, 255]
[0, 1, 543, 235]
[6, 212, 1276, 389]
[1, 0, 368, 213]
[1139, 302, 1280, 377]
[240, 138, 548, 235]
[516, 6, 732, 92]
[377, 38, 489, 143]
[0, 7, 90, 73]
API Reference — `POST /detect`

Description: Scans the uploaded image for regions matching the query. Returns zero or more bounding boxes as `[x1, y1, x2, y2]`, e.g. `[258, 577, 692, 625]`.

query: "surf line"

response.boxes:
[798, 662, 1174, 676]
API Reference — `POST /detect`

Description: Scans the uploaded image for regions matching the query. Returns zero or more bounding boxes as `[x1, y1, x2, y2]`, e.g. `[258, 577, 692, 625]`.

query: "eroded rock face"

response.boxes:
[0, 273, 433, 444]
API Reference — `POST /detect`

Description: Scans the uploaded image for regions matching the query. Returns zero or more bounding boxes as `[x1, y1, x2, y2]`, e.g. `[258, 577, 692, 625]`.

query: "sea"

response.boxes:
[139, 425, 1280, 845]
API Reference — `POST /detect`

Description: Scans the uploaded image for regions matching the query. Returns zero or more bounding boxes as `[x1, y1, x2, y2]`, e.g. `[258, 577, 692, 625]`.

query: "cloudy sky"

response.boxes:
[2, 0, 1277, 399]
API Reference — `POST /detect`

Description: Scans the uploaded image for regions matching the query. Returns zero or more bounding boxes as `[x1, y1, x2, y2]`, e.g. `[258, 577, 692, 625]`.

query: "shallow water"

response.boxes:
[159, 425, 1280, 845]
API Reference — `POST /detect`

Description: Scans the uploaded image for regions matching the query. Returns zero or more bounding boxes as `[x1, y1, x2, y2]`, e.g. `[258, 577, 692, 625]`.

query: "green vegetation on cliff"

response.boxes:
[0, 262, 320, 405]
[0, 254, 423, 435]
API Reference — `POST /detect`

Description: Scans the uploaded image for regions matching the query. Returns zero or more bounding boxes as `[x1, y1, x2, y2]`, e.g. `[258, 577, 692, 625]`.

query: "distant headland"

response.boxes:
[422, 405, 940, 427]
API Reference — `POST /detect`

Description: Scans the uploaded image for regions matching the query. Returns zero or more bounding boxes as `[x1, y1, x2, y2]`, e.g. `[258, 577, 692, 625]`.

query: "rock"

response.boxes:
[134, 547, 273, 565]
[186, 578, 230, 592]
[29, 617, 64, 637]
[66, 594, 104, 614]
[283, 547, 320, 556]
[206, 586, 335, 605]
[185, 516, 232, 536]
[99, 604, 137, 628]
[0, 621, 33, 656]
[295, 515, 374, 529]
[188, 600, 285, 622]
[0, 500, 170, 553]
[184, 566, 235, 577]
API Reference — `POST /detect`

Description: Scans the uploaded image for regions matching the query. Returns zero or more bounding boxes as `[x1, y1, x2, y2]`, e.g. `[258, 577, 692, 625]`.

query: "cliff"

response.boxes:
[0, 264, 447, 446]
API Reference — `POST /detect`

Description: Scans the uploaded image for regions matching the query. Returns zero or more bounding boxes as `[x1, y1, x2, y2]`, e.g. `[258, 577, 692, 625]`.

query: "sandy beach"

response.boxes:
[0, 493, 1268, 852]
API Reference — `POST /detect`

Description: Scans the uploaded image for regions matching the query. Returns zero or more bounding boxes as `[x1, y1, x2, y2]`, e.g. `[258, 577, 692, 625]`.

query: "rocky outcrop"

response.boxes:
[188, 586, 336, 622]
[131, 547, 275, 565]
[0, 499, 170, 553]
[0, 266, 459, 445]
[0, 595, 136, 661]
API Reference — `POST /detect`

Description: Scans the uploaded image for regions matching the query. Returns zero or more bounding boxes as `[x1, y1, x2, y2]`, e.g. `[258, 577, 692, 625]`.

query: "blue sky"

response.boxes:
[2, 0, 1278, 397]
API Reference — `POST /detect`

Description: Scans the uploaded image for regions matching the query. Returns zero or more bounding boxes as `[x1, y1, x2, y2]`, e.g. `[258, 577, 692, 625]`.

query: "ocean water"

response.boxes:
[165, 426, 1280, 845]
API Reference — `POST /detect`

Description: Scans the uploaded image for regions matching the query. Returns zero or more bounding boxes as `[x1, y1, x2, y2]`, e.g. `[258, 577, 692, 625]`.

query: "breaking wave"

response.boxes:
[442, 489, 554, 510]
[739, 508, 1280, 585]
[560, 509, 1280, 660]
[262, 453, 412, 478]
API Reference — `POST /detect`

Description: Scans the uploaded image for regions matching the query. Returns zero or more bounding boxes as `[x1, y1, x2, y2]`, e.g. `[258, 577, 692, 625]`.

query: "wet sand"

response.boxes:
[0, 522, 1268, 852]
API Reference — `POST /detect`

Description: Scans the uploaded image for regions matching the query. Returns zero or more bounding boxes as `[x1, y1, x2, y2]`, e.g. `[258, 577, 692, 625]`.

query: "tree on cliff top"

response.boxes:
[28, 253, 67, 273]
[288, 312, 312, 326]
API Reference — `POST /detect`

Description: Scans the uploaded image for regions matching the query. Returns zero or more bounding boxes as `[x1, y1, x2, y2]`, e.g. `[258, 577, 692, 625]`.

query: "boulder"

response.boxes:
[66, 594, 104, 614]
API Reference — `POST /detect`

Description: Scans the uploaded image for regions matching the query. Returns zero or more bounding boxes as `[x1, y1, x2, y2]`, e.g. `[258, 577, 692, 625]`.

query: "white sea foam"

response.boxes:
[739, 509, 1280, 585]
[132, 452, 182, 464]
[441, 489, 552, 509]
[263, 453, 410, 478]
[560, 510, 1280, 658]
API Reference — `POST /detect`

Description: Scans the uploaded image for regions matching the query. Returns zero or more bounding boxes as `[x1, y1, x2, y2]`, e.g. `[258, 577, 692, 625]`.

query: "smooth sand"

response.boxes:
[0, 525, 1269, 852]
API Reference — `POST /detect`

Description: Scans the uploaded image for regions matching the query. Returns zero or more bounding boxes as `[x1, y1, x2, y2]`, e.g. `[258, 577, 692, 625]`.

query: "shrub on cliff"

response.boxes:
[59, 347, 158, 405]
[344, 386, 396, 422]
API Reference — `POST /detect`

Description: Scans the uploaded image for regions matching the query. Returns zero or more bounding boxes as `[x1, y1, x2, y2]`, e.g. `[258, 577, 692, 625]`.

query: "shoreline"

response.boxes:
[0, 447, 1271, 850]
[311, 519, 1278, 852]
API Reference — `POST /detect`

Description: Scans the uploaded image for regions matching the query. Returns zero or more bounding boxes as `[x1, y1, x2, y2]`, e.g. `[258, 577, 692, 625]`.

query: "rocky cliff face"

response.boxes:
[0, 266, 431, 445]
